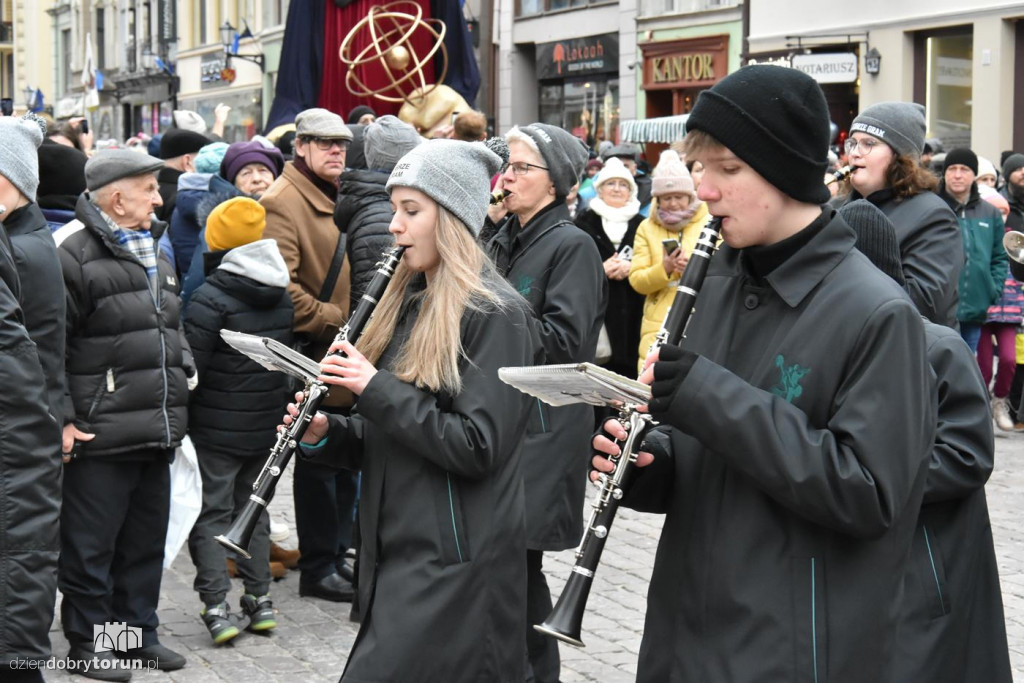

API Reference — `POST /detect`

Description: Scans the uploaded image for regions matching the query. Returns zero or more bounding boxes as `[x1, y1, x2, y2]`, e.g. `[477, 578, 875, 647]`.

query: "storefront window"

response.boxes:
[539, 78, 619, 149]
[179, 88, 263, 142]
[924, 32, 972, 150]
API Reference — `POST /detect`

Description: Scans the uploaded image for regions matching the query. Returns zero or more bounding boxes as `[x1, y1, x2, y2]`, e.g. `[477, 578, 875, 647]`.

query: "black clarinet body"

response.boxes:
[215, 246, 405, 558]
[535, 217, 722, 646]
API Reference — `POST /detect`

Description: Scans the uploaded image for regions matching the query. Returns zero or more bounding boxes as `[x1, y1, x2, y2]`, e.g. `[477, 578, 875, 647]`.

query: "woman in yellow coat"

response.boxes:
[628, 149, 709, 372]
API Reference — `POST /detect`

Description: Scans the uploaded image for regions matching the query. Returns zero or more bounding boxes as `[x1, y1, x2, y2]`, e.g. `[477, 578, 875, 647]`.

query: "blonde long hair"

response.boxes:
[357, 206, 506, 396]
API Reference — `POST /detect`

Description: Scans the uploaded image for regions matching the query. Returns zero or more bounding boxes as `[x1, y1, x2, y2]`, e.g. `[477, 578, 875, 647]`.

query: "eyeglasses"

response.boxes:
[844, 137, 883, 157]
[601, 179, 631, 190]
[503, 161, 549, 176]
[305, 137, 350, 151]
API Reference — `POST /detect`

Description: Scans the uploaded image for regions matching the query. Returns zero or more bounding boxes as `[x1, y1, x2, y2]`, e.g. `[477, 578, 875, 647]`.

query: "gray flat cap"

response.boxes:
[295, 108, 352, 140]
[85, 150, 165, 191]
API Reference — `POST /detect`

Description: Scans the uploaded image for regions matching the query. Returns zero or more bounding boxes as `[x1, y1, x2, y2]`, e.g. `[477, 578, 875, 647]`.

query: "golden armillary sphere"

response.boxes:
[338, 2, 449, 105]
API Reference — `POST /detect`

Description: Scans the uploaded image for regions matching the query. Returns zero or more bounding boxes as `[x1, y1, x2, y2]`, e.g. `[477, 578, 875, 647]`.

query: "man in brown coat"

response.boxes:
[261, 108, 356, 603]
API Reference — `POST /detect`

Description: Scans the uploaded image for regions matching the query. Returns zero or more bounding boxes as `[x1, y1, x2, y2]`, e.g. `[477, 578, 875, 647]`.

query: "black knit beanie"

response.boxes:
[943, 148, 978, 175]
[840, 200, 905, 286]
[685, 64, 830, 205]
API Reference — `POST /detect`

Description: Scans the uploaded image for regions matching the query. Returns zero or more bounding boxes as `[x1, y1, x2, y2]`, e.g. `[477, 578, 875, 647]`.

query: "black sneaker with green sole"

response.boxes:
[201, 602, 241, 645]
[240, 593, 277, 632]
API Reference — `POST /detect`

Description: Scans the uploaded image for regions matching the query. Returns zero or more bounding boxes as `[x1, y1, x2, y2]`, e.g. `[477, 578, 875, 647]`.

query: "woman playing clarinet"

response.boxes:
[286, 139, 538, 682]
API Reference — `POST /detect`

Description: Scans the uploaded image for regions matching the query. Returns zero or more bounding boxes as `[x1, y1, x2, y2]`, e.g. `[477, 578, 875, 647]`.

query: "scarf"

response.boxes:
[657, 200, 704, 229]
[293, 155, 339, 202]
[97, 207, 159, 299]
[590, 197, 641, 249]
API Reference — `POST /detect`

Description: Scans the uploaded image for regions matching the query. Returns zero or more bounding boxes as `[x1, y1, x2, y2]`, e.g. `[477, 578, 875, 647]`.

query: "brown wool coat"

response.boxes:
[261, 161, 353, 406]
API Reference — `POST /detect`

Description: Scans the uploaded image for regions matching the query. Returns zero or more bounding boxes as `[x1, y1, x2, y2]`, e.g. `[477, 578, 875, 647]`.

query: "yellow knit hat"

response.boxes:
[205, 197, 266, 251]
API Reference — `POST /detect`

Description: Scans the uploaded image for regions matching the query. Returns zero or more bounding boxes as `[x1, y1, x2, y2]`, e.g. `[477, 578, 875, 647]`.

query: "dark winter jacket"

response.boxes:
[4, 202, 68, 425]
[334, 169, 394, 311]
[892, 321, 1012, 682]
[0, 226, 62, 666]
[487, 201, 607, 550]
[304, 272, 538, 682]
[846, 188, 963, 328]
[626, 212, 934, 682]
[168, 172, 239, 279]
[937, 181, 1007, 323]
[574, 207, 644, 378]
[184, 240, 294, 457]
[1000, 183, 1024, 232]
[156, 165, 183, 222]
[41, 207, 77, 231]
[56, 194, 192, 457]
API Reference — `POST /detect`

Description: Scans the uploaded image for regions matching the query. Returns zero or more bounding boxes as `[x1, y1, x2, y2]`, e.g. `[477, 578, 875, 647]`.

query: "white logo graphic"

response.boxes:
[93, 622, 141, 653]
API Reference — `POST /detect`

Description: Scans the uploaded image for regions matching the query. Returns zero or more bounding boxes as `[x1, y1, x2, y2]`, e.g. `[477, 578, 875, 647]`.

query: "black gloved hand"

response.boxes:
[649, 344, 699, 418]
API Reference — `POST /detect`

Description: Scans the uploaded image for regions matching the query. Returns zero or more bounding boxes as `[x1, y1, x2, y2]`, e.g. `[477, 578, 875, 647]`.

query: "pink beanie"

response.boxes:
[651, 150, 695, 199]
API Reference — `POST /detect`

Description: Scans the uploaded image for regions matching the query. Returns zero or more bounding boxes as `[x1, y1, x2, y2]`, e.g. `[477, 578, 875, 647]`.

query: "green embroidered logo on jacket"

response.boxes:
[516, 275, 534, 297]
[771, 355, 810, 403]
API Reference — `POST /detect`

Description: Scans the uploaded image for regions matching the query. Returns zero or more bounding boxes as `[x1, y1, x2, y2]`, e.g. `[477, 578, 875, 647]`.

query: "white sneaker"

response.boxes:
[992, 397, 1015, 432]
[269, 518, 290, 542]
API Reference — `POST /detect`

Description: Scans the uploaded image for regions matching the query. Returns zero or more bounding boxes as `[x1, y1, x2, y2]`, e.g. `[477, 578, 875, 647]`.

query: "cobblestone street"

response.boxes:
[43, 430, 1024, 682]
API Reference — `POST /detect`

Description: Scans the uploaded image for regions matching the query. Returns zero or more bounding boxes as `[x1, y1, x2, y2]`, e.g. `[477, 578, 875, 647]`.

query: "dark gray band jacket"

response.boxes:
[487, 202, 607, 550]
[305, 273, 539, 682]
[892, 321, 1012, 682]
[627, 214, 935, 682]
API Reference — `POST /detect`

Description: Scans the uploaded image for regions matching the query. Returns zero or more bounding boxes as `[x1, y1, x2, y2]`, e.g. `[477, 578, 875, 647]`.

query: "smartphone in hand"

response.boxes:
[661, 238, 680, 254]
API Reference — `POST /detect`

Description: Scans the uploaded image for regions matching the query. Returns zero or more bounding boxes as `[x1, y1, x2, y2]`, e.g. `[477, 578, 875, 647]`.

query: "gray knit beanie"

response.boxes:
[1002, 153, 1024, 181]
[386, 139, 502, 235]
[850, 102, 927, 159]
[841, 199, 905, 287]
[511, 123, 589, 197]
[0, 114, 45, 201]
[364, 115, 423, 172]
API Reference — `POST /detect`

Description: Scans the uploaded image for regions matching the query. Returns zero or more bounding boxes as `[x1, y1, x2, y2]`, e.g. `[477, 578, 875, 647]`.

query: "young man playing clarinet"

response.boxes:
[592, 64, 935, 682]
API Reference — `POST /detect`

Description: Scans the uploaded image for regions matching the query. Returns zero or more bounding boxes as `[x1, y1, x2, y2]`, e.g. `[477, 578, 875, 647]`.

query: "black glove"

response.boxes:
[649, 344, 699, 418]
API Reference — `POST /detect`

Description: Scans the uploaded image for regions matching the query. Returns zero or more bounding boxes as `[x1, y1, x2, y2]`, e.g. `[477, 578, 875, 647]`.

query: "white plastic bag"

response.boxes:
[164, 435, 203, 569]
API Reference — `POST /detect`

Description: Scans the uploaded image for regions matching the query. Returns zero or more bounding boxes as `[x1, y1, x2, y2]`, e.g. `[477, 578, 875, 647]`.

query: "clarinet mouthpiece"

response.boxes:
[826, 165, 852, 186]
[490, 189, 509, 205]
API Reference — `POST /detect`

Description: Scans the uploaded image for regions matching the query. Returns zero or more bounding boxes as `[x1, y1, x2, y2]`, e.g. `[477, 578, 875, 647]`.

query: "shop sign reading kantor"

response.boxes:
[640, 35, 729, 91]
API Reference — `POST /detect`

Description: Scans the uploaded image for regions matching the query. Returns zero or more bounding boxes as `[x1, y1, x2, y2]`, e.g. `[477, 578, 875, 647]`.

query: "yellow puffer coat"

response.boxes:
[628, 201, 710, 372]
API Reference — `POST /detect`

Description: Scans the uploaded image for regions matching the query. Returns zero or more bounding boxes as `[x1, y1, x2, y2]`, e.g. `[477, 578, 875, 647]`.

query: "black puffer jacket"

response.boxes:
[4, 202, 67, 424]
[0, 226, 62, 666]
[335, 169, 394, 311]
[56, 194, 191, 456]
[184, 239, 294, 457]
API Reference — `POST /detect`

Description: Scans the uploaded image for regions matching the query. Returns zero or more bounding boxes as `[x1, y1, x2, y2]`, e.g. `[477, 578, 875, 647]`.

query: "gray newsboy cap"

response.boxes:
[295, 108, 352, 140]
[386, 139, 502, 236]
[85, 150, 165, 191]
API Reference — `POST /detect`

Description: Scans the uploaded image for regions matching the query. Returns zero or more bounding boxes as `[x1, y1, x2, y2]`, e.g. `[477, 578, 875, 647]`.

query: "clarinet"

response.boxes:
[215, 246, 406, 558]
[534, 217, 722, 646]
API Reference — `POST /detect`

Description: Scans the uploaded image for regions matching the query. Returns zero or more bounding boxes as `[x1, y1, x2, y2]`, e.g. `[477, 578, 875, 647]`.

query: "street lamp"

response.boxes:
[220, 21, 265, 72]
[23, 84, 35, 110]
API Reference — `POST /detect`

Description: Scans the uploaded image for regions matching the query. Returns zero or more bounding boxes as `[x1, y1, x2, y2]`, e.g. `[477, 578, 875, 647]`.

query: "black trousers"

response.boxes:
[187, 445, 271, 605]
[58, 454, 171, 648]
[293, 456, 356, 582]
[526, 549, 560, 683]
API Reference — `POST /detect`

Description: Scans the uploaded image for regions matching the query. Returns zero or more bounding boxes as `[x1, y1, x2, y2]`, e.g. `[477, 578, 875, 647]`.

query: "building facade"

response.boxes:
[749, 0, 1024, 161]
[495, 0, 638, 145]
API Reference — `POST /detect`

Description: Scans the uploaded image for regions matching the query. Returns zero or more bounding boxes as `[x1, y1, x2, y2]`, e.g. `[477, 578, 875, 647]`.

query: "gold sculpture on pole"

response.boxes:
[339, 1, 472, 137]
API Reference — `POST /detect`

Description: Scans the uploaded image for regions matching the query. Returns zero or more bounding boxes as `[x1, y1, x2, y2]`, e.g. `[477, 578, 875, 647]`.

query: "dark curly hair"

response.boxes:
[886, 153, 937, 199]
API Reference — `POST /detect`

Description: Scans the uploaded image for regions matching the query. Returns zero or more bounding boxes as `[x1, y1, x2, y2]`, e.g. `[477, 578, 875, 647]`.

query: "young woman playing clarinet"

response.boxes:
[285, 139, 539, 682]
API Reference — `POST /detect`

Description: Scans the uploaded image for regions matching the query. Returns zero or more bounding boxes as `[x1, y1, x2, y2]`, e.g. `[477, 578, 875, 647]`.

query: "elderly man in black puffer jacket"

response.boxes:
[55, 150, 193, 679]
[334, 115, 423, 310]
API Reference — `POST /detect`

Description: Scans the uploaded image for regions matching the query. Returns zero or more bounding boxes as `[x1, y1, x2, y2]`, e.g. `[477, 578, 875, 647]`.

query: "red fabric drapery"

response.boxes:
[319, 0, 436, 121]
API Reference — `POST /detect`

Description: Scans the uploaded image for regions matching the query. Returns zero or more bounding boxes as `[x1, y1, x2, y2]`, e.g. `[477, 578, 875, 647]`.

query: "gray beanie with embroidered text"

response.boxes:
[850, 102, 927, 159]
[386, 139, 502, 235]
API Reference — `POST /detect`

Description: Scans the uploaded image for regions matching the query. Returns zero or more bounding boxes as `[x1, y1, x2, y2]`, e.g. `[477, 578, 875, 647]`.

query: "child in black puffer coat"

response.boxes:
[183, 196, 294, 644]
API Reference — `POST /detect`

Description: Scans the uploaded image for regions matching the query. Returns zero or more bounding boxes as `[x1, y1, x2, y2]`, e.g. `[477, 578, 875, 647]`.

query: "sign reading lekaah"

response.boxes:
[790, 53, 858, 84]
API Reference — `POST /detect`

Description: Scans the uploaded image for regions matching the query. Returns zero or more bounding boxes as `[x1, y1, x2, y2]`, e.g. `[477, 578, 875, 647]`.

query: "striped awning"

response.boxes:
[619, 115, 690, 144]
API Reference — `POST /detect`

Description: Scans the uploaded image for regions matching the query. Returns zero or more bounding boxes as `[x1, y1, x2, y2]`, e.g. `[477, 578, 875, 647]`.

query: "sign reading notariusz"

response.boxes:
[536, 34, 619, 81]
[790, 53, 858, 84]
